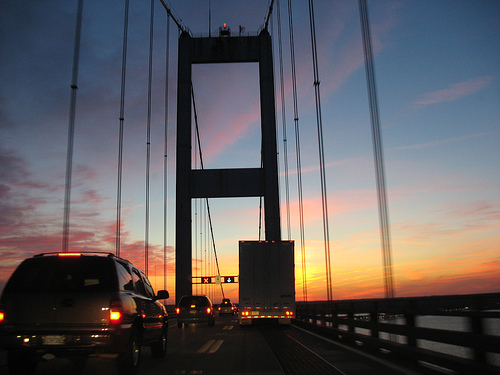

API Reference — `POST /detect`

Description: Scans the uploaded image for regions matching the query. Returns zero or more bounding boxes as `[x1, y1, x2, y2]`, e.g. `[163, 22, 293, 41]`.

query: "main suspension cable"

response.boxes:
[191, 86, 225, 299]
[308, 0, 333, 302]
[158, 0, 188, 33]
[62, 0, 83, 253]
[359, 0, 395, 299]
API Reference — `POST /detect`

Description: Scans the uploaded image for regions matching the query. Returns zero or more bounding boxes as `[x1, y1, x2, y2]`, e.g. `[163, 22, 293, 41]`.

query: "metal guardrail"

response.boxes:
[295, 293, 500, 374]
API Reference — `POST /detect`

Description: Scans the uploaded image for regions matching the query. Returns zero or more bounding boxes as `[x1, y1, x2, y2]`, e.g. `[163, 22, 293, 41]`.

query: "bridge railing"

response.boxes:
[295, 293, 500, 374]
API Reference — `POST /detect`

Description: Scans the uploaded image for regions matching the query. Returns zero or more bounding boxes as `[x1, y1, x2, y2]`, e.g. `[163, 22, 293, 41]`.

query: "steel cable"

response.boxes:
[308, 0, 333, 302]
[62, 0, 83, 253]
[116, 0, 129, 258]
[359, 0, 395, 299]
[287, 0, 308, 302]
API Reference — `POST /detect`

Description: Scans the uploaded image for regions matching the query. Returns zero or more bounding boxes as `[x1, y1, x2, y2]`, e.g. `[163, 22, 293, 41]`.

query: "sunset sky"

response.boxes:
[1, 1, 499, 303]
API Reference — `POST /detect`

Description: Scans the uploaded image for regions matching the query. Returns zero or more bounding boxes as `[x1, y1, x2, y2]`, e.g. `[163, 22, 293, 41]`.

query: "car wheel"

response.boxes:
[7, 349, 37, 375]
[150, 326, 167, 358]
[117, 328, 141, 375]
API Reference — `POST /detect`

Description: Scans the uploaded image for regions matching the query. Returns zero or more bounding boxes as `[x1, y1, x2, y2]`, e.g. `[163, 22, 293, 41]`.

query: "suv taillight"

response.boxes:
[0, 311, 4, 323]
[109, 299, 123, 324]
[206, 307, 212, 314]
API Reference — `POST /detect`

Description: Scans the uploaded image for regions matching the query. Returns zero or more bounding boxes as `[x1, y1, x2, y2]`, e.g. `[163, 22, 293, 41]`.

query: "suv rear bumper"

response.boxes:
[0, 324, 132, 355]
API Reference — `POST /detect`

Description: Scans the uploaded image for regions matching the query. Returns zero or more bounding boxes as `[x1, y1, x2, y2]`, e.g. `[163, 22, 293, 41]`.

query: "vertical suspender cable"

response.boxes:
[163, 15, 170, 291]
[62, 0, 83, 253]
[276, 0, 291, 240]
[308, 0, 333, 302]
[145, 0, 154, 275]
[359, 0, 395, 299]
[287, 0, 307, 302]
[116, 0, 130, 257]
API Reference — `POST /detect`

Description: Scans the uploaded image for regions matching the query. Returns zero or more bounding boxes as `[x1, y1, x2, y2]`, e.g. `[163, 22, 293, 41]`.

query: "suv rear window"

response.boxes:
[179, 296, 209, 307]
[4, 256, 117, 293]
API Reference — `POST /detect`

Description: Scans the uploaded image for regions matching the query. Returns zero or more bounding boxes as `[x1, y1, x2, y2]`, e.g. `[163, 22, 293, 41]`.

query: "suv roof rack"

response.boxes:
[34, 251, 117, 258]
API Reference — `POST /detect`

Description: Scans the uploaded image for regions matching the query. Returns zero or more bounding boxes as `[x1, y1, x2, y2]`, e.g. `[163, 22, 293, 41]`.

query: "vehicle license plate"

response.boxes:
[251, 311, 259, 316]
[43, 335, 65, 345]
[190, 310, 197, 314]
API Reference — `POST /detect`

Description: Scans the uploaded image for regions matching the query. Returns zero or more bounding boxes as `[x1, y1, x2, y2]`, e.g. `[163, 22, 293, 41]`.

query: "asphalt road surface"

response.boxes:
[1, 315, 424, 375]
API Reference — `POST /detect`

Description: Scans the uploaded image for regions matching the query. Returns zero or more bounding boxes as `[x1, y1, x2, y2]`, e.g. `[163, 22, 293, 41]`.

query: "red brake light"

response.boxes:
[109, 299, 123, 324]
[223, 23, 227, 28]
[110, 310, 122, 322]
[0, 312, 5, 322]
[190, 304, 196, 309]
[58, 253, 82, 257]
[176, 308, 180, 314]
[206, 307, 211, 314]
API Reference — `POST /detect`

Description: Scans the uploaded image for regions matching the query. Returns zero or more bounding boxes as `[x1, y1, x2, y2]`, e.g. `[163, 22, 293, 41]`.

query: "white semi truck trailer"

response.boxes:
[239, 240, 295, 325]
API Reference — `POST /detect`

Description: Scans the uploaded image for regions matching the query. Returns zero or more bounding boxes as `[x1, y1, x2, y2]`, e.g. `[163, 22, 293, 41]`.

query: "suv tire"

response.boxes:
[150, 326, 167, 358]
[7, 349, 37, 375]
[117, 328, 141, 375]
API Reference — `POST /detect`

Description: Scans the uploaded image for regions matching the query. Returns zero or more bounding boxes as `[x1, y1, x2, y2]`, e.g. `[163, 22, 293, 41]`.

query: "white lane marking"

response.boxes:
[197, 339, 224, 354]
[222, 325, 234, 330]
[197, 339, 215, 353]
[207, 339, 223, 353]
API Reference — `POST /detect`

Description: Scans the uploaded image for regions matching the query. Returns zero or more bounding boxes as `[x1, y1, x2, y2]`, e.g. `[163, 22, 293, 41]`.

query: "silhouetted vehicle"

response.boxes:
[176, 295, 215, 327]
[218, 299, 236, 315]
[0, 252, 169, 375]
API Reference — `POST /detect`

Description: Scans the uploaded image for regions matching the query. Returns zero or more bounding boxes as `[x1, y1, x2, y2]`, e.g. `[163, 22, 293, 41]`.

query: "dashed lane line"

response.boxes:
[197, 339, 224, 354]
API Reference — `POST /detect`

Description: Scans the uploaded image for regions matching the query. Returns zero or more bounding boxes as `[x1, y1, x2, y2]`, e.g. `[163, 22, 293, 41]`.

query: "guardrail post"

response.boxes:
[405, 313, 416, 347]
[370, 312, 379, 339]
[470, 314, 486, 363]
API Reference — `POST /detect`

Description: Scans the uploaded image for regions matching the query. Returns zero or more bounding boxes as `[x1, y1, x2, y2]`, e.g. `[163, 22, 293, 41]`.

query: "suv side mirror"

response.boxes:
[156, 290, 169, 300]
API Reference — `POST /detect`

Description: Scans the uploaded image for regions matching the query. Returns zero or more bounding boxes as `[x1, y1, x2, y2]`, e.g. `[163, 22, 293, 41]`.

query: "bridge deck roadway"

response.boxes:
[1, 315, 427, 375]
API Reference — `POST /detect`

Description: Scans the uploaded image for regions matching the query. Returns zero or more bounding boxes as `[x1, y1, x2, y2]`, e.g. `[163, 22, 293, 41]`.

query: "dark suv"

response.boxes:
[0, 252, 169, 375]
[176, 295, 215, 327]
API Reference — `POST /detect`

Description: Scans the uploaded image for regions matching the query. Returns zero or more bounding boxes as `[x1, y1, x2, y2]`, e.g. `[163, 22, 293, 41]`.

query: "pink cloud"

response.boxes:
[411, 75, 496, 108]
[392, 132, 492, 151]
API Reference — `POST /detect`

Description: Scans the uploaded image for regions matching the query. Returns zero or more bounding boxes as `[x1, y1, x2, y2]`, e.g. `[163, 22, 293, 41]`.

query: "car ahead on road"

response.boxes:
[176, 295, 215, 327]
[0, 252, 169, 375]
[218, 299, 236, 315]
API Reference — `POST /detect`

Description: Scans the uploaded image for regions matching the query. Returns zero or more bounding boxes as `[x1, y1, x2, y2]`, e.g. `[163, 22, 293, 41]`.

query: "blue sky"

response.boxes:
[0, 0, 499, 302]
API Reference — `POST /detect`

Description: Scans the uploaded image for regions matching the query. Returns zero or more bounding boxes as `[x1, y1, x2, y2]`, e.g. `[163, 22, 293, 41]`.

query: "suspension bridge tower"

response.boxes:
[175, 28, 281, 303]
